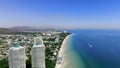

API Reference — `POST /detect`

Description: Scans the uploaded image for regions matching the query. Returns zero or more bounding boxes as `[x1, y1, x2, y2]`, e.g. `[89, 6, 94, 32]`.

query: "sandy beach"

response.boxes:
[55, 34, 71, 68]
[55, 34, 86, 68]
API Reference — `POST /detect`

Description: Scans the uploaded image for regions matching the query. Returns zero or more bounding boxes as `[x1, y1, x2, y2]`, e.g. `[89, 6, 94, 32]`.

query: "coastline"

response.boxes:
[55, 34, 86, 68]
[55, 34, 72, 68]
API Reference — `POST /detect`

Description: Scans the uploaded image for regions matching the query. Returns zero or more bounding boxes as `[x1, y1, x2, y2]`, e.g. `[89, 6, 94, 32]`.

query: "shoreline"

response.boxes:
[55, 33, 86, 68]
[55, 34, 72, 68]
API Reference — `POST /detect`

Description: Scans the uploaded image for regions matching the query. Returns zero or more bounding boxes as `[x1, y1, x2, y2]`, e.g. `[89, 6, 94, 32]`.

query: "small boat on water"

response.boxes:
[88, 43, 93, 48]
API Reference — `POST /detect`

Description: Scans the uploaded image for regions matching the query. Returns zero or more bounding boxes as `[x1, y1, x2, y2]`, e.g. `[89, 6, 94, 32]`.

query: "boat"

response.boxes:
[88, 43, 93, 48]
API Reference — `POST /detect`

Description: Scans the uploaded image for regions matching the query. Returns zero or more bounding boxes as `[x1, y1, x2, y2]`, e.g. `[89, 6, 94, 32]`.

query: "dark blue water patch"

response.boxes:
[71, 33, 120, 68]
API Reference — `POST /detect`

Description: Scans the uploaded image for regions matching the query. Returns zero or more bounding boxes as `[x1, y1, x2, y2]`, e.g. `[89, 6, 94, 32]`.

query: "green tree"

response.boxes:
[0, 58, 9, 68]
[26, 55, 32, 68]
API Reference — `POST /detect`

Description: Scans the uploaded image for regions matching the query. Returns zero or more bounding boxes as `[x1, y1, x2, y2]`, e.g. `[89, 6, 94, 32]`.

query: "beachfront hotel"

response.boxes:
[31, 37, 45, 68]
[8, 44, 26, 68]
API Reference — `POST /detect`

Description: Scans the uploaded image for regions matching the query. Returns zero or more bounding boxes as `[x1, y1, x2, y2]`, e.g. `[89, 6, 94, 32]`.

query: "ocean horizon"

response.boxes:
[64, 30, 120, 68]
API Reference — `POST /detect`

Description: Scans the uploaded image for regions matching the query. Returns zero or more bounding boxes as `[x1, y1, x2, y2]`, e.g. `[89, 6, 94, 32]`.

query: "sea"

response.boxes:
[64, 29, 120, 68]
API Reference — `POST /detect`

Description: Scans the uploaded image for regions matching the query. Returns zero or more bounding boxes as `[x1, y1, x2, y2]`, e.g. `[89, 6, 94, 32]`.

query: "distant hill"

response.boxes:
[10, 26, 61, 31]
[0, 28, 13, 33]
[0, 26, 59, 33]
[10, 26, 39, 31]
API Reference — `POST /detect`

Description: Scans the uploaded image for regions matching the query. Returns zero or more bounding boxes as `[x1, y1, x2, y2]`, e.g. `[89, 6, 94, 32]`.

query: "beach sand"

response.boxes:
[55, 35, 71, 68]
[55, 34, 86, 68]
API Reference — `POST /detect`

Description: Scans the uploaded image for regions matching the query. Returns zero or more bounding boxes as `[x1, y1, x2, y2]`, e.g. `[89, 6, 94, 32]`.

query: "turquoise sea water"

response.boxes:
[64, 35, 86, 68]
[65, 30, 120, 68]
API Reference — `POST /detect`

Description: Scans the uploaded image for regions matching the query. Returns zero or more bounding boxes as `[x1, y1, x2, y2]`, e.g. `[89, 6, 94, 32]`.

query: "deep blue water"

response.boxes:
[68, 30, 120, 68]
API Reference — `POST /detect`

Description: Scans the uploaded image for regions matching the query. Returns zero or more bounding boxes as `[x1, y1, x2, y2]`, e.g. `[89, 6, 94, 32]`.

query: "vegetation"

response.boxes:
[45, 32, 70, 68]
[26, 55, 32, 68]
[0, 32, 70, 68]
[0, 58, 9, 68]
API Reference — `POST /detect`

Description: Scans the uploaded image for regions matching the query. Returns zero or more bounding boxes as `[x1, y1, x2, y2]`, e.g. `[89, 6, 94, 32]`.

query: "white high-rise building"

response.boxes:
[8, 44, 26, 68]
[32, 37, 45, 68]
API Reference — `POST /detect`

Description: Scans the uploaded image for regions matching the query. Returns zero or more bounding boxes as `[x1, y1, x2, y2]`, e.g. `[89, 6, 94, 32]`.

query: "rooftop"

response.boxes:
[14, 43, 21, 48]
[35, 42, 41, 46]
[33, 37, 44, 47]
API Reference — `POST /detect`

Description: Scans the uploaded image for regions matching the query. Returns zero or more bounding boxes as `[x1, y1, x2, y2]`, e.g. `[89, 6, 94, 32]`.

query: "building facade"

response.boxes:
[8, 44, 26, 68]
[32, 37, 45, 68]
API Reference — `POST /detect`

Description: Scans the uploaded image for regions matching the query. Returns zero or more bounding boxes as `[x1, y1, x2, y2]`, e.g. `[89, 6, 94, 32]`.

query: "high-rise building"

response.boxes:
[32, 37, 45, 68]
[8, 44, 26, 68]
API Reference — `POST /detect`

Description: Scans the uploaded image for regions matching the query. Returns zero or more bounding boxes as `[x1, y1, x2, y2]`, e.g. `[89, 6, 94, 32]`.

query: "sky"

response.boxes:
[0, 0, 120, 29]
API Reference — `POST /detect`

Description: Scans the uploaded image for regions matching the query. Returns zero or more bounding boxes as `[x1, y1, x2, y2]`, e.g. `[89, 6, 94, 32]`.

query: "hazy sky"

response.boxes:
[0, 0, 120, 29]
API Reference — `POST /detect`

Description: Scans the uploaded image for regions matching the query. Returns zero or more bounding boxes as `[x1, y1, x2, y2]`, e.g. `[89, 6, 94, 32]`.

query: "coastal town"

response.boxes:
[0, 30, 70, 68]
